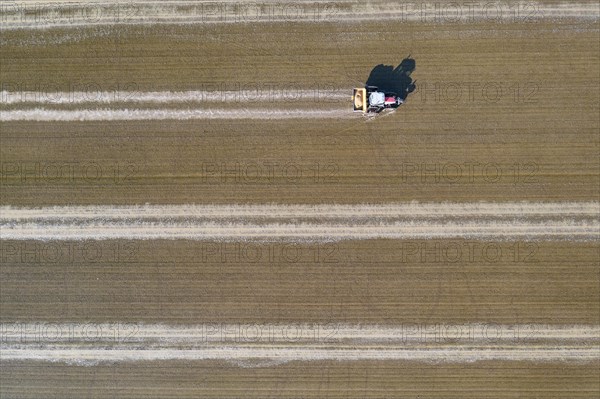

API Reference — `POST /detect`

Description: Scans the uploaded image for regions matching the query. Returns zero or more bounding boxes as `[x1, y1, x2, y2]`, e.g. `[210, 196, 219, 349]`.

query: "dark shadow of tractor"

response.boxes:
[353, 57, 416, 114]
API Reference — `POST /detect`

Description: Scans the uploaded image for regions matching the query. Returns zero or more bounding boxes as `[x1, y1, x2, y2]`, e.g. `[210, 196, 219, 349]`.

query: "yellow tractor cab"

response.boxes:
[352, 87, 367, 112]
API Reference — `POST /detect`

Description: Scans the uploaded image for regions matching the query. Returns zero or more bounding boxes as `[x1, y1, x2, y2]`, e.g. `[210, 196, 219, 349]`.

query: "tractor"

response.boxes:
[353, 86, 404, 113]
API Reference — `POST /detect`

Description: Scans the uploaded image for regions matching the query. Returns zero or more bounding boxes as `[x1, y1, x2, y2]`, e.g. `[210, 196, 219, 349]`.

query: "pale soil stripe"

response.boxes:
[3, 323, 599, 343]
[2, 1, 598, 30]
[2, 222, 598, 241]
[2, 348, 598, 364]
[2, 324, 598, 365]
[0, 108, 353, 121]
[2, 203, 598, 241]
[0, 90, 349, 105]
[2, 202, 598, 219]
